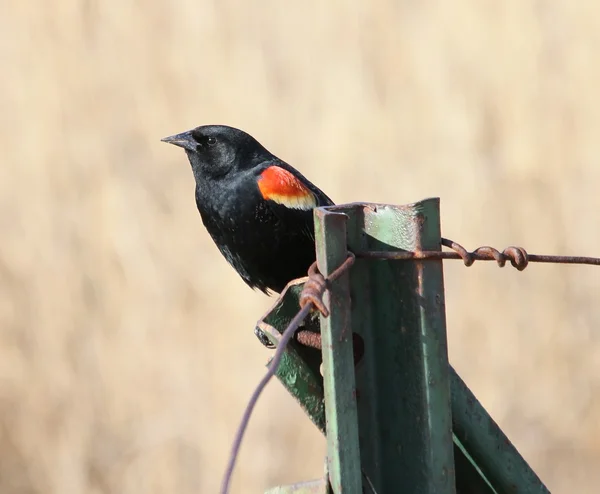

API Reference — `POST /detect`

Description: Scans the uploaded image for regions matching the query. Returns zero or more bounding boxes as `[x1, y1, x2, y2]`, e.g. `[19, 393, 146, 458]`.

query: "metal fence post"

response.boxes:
[261, 199, 550, 494]
[318, 199, 456, 493]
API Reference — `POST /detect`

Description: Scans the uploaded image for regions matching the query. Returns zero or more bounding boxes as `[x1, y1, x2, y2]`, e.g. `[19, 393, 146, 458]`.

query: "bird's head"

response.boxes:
[162, 125, 271, 180]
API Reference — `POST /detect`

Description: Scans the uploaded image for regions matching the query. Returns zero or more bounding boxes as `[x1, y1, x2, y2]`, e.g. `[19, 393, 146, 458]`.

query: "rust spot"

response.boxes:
[296, 329, 322, 349]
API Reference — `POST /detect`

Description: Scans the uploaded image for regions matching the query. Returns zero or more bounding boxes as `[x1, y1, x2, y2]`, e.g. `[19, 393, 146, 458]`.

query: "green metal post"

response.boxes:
[323, 199, 456, 493]
[451, 369, 550, 493]
[313, 209, 363, 493]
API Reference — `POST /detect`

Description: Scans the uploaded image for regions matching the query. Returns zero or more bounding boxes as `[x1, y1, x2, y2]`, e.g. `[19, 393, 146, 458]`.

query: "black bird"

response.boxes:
[162, 125, 334, 296]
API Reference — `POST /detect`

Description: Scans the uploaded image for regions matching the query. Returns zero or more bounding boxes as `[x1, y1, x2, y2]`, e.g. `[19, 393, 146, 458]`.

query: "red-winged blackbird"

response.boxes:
[162, 125, 334, 296]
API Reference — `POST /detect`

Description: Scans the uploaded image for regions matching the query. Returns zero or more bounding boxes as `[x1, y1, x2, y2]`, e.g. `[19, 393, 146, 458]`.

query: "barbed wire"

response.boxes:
[357, 237, 600, 269]
[220, 238, 600, 494]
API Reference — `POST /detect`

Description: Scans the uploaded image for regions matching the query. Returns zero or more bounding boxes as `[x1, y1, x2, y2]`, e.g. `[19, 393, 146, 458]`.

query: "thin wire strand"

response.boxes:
[220, 253, 355, 494]
[219, 302, 313, 494]
[362, 469, 378, 494]
[357, 250, 600, 265]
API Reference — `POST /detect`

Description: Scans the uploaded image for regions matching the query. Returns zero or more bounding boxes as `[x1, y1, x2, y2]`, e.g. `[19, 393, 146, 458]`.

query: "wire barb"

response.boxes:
[442, 238, 530, 270]
[299, 262, 329, 316]
[299, 253, 356, 317]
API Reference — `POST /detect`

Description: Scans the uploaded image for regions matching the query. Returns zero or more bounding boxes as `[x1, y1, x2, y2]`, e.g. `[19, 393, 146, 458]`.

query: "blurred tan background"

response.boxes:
[1, 0, 599, 492]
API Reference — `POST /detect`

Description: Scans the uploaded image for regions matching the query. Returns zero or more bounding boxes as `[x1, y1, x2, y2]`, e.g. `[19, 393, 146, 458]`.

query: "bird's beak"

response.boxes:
[161, 131, 196, 152]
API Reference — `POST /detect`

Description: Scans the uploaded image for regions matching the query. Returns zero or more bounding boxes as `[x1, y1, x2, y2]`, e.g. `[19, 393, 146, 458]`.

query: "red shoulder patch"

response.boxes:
[257, 166, 317, 210]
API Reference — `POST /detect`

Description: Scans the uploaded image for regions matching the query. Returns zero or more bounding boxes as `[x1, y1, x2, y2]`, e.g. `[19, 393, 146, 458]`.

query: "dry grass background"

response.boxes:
[1, 0, 600, 492]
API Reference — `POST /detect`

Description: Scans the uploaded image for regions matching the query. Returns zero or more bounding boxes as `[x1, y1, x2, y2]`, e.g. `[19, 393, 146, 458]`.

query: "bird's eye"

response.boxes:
[206, 136, 217, 146]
